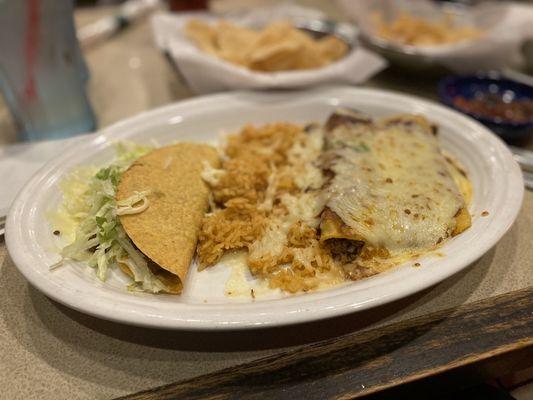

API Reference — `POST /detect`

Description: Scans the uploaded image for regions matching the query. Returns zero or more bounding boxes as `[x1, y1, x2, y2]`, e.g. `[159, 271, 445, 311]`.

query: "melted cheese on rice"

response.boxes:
[198, 123, 343, 293]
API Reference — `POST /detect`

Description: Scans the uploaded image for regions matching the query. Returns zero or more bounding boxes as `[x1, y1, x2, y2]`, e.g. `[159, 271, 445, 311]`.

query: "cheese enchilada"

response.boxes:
[320, 108, 472, 276]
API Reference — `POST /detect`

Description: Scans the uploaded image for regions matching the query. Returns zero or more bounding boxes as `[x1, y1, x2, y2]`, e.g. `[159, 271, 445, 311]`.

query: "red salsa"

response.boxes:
[453, 94, 533, 123]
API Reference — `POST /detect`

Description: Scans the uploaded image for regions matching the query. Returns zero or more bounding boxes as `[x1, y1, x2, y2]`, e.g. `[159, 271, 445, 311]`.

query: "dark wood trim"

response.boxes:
[117, 287, 533, 400]
[361, 345, 533, 400]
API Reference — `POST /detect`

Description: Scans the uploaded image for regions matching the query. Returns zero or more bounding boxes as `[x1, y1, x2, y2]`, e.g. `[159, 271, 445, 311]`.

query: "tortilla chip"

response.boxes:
[215, 21, 260, 65]
[252, 27, 319, 70]
[116, 143, 220, 293]
[184, 18, 349, 72]
[185, 19, 218, 56]
[291, 45, 326, 70]
[248, 41, 303, 71]
[252, 20, 294, 48]
[316, 35, 349, 62]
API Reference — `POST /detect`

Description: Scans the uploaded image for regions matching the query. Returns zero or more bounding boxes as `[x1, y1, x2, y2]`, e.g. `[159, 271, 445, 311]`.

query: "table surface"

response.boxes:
[0, 3, 532, 400]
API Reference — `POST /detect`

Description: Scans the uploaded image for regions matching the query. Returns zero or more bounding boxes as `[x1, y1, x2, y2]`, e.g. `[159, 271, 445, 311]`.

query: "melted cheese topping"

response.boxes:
[222, 250, 272, 297]
[248, 126, 326, 261]
[249, 191, 326, 260]
[327, 121, 465, 253]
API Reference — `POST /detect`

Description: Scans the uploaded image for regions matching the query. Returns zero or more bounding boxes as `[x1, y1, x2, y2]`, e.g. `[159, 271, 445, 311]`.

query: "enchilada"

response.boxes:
[320, 108, 472, 276]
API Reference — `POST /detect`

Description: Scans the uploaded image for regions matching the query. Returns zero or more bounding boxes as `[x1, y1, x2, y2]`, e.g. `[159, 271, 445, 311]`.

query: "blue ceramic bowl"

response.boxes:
[438, 74, 533, 140]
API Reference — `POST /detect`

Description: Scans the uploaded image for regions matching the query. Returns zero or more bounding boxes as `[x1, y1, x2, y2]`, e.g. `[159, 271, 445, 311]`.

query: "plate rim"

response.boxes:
[5, 86, 524, 330]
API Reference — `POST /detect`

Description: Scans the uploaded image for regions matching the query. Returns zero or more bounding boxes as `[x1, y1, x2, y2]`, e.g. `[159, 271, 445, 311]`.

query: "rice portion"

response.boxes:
[198, 123, 343, 292]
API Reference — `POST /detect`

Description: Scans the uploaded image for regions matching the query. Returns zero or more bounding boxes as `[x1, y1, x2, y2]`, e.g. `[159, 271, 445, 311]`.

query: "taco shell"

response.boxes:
[116, 143, 220, 293]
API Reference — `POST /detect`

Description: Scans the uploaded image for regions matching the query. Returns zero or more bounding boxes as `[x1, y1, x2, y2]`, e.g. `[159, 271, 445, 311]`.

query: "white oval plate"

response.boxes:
[5, 87, 523, 330]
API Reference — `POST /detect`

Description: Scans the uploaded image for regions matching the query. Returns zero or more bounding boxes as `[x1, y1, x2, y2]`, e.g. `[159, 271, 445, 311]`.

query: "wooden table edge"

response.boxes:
[116, 286, 533, 400]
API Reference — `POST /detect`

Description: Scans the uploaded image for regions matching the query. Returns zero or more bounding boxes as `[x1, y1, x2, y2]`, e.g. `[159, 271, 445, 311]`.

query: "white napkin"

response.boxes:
[151, 4, 386, 94]
[0, 136, 87, 217]
[337, 0, 533, 73]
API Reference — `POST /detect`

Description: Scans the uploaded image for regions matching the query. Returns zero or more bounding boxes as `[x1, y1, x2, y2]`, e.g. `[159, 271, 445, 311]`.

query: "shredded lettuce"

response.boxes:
[56, 142, 168, 293]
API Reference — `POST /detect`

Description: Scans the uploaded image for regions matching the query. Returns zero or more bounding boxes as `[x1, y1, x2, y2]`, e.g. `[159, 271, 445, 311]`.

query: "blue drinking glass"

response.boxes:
[0, 0, 96, 141]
